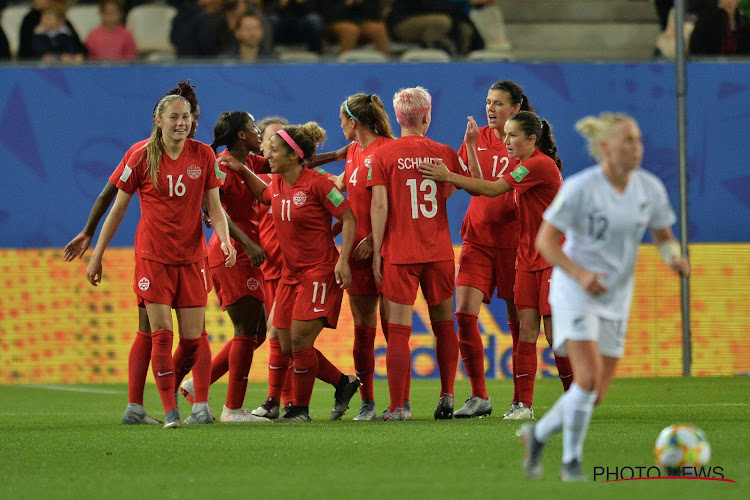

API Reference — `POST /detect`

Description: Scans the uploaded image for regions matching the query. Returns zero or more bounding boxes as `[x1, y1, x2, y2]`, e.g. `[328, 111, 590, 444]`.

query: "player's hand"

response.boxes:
[335, 258, 351, 289]
[86, 257, 102, 286]
[202, 211, 213, 228]
[418, 160, 450, 182]
[577, 270, 608, 296]
[353, 236, 373, 261]
[334, 143, 351, 161]
[464, 116, 480, 146]
[217, 156, 244, 173]
[242, 239, 266, 268]
[222, 241, 237, 267]
[372, 253, 383, 286]
[63, 232, 92, 261]
[670, 257, 690, 277]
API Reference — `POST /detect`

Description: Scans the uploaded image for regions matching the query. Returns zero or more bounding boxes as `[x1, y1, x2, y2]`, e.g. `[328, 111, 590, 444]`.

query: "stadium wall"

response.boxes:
[0, 62, 748, 382]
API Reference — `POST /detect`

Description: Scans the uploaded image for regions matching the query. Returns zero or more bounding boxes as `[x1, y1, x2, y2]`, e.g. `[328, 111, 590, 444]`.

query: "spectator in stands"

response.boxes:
[19, 0, 85, 59]
[654, 0, 715, 31]
[85, 0, 137, 61]
[0, 24, 10, 61]
[319, 0, 390, 56]
[690, 0, 750, 54]
[31, 0, 86, 61]
[265, 0, 324, 54]
[233, 9, 277, 61]
[386, 0, 456, 55]
[465, 0, 512, 52]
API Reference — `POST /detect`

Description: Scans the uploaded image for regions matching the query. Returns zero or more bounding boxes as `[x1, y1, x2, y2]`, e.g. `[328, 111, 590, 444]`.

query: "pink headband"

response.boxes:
[277, 130, 305, 159]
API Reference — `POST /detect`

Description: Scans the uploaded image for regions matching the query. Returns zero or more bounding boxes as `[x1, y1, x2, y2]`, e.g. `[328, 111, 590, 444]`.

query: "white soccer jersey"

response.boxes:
[544, 166, 676, 319]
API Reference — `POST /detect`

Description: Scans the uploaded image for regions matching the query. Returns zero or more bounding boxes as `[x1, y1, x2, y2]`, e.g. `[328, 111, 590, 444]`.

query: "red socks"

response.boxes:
[267, 338, 290, 401]
[173, 336, 199, 391]
[210, 337, 232, 385]
[353, 325, 377, 400]
[151, 329, 176, 412]
[282, 363, 294, 406]
[456, 312, 487, 399]
[291, 347, 318, 407]
[191, 333, 212, 403]
[432, 320, 458, 397]
[515, 340, 538, 407]
[127, 330, 152, 405]
[555, 354, 574, 391]
[509, 321, 520, 402]
[226, 335, 254, 409]
[385, 323, 411, 412]
[315, 348, 342, 386]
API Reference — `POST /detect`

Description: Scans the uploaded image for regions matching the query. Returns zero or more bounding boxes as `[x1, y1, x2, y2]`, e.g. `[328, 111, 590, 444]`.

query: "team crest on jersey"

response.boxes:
[246, 278, 260, 291]
[138, 277, 150, 291]
[293, 190, 307, 206]
[186, 164, 202, 180]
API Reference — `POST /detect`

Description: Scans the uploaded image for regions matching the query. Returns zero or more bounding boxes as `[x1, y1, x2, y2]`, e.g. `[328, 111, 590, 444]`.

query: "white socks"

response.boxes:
[561, 383, 598, 464]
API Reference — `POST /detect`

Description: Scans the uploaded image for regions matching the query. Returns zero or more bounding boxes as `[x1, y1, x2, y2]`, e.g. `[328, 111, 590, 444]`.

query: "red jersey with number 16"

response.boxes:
[117, 138, 220, 265]
[367, 135, 469, 264]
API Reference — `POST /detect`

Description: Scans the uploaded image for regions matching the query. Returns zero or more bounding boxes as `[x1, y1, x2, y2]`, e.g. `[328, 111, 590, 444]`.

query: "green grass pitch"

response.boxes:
[0, 377, 747, 499]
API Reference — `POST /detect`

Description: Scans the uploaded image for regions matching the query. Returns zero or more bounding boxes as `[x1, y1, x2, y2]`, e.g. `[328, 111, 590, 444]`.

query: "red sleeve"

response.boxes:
[446, 145, 471, 178]
[366, 150, 386, 188]
[115, 156, 143, 194]
[247, 154, 267, 174]
[315, 175, 350, 218]
[502, 155, 548, 195]
[108, 143, 144, 185]
[262, 182, 273, 205]
[204, 147, 221, 192]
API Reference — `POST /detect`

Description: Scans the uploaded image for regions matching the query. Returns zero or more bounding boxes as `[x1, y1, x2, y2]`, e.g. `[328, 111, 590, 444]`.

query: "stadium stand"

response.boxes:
[125, 2, 176, 57]
[66, 4, 100, 40]
[1, 1, 30, 57]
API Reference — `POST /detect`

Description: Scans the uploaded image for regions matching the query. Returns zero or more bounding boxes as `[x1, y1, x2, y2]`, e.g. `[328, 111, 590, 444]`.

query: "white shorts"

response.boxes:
[552, 307, 628, 358]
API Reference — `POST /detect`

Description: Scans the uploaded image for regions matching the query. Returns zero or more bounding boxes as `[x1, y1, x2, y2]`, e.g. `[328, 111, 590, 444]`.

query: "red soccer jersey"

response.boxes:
[262, 168, 350, 284]
[257, 173, 283, 280]
[207, 151, 265, 267]
[109, 139, 148, 185]
[117, 138, 220, 265]
[367, 135, 468, 264]
[458, 126, 520, 249]
[345, 136, 393, 243]
[501, 148, 562, 271]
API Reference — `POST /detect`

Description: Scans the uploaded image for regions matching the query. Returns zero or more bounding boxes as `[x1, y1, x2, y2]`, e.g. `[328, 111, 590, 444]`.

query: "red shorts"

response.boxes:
[381, 259, 455, 306]
[273, 274, 344, 330]
[134, 257, 209, 308]
[347, 257, 379, 296]
[210, 262, 265, 310]
[264, 277, 279, 317]
[456, 241, 516, 302]
[514, 268, 552, 316]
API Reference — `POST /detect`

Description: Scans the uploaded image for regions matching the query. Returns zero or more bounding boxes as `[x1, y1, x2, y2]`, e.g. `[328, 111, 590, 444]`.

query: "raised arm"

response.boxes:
[370, 185, 388, 285]
[418, 159, 512, 197]
[334, 208, 356, 289]
[86, 189, 132, 286]
[464, 116, 483, 180]
[205, 187, 237, 267]
[64, 181, 118, 261]
[216, 156, 269, 203]
[309, 143, 351, 168]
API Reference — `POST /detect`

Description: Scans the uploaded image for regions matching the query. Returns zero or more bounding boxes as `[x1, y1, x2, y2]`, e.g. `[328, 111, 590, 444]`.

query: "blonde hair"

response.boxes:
[393, 86, 431, 128]
[146, 95, 191, 189]
[575, 112, 636, 162]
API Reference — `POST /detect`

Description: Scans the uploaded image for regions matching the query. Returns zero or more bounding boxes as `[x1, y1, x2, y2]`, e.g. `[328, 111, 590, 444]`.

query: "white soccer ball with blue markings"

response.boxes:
[654, 424, 711, 470]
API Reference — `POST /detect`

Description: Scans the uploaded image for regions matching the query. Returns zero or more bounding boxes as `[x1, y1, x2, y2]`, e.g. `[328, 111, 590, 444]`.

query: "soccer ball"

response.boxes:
[654, 424, 711, 470]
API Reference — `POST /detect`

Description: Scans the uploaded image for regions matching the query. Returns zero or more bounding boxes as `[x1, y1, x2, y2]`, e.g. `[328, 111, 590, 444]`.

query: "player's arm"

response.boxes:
[651, 226, 690, 276]
[464, 116, 483, 180]
[334, 172, 347, 192]
[64, 181, 118, 261]
[370, 185, 387, 286]
[418, 160, 511, 197]
[86, 189, 132, 286]
[334, 208, 356, 289]
[206, 187, 237, 267]
[216, 156, 269, 203]
[535, 220, 608, 296]
[309, 143, 351, 168]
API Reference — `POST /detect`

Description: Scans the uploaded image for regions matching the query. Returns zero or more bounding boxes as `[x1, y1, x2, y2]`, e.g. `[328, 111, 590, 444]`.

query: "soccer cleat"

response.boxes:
[434, 393, 455, 420]
[122, 403, 162, 425]
[454, 395, 493, 418]
[503, 402, 534, 420]
[518, 423, 545, 480]
[377, 408, 405, 421]
[163, 408, 181, 429]
[252, 397, 281, 420]
[503, 402, 519, 418]
[220, 406, 271, 423]
[353, 400, 377, 421]
[330, 376, 362, 420]
[274, 406, 312, 423]
[179, 379, 196, 405]
[183, 402, 215, 424]
[403, 401, 412, 420]
[560, 459, 586, 482]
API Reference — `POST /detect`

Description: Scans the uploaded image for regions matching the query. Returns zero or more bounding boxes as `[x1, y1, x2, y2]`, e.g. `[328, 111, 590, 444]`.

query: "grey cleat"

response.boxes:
[454, 395, 493, 418]
[122, 403, 162, 425]
[560, 459, 586, 482]
[275, 406, 312, 423]
[252, 397, 280, 420]
[402, 401, 412, 420]
[330, 376, 361, 420]
[353, 400, 377, 421]
[433, 393, 455, 420]
[377, 408, 406, 421]
[163, 408, 181, 429]
[503, 402, 519, 418]
[183, 402, 215, 424]
[504, 402, 534, 420]
[518, 423, 545, 480]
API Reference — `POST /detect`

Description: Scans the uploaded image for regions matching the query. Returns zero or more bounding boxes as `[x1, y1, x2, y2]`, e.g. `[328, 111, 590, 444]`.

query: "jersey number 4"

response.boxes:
[406, 178, 437, 219]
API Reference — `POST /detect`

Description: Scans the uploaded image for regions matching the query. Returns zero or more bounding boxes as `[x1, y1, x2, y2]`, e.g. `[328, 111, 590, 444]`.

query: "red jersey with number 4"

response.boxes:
[257, 173, 283, 280]
[345, 136, 393, 243]
[501, 148, 562, 271]
[117, 138, 220, 265]
[109, 139, 148, 185]
[367, 135, 468, 265]
[207, 151, 265, 267]
[262, 168, 350, 284]
[458, 126, 520, 249]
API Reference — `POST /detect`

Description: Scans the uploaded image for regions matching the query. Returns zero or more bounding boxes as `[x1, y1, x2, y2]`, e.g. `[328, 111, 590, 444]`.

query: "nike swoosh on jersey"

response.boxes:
[477, 147, 488, 151]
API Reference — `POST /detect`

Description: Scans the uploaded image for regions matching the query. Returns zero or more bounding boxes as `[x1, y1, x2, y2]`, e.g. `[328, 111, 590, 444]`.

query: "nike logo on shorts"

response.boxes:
[157, 371, 173, 377]
[313, 307, 325, 312]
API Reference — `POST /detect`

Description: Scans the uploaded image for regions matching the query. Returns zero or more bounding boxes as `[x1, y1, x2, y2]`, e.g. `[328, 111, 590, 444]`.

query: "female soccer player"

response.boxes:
[521, 112, 689, 481]
[333, 93, 395, 420]
[86, 94, 236, 429]
[419, 110, 572, 421]
[64, 81, 203, 425]
[453, 80, 531, 419]
[369, 86, 469, 421]
[222, 122, 360, 423]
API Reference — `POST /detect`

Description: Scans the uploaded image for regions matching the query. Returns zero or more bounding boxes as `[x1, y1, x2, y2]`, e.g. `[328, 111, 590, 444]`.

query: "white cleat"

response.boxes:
[503, 402, 535, 420]
[220, 406, 271, 423]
